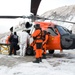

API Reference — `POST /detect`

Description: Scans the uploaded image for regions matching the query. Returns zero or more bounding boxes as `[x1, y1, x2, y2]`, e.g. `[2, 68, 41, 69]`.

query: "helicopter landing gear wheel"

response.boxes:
[48, 50, 54, 54]
[25, 46, 34, 56]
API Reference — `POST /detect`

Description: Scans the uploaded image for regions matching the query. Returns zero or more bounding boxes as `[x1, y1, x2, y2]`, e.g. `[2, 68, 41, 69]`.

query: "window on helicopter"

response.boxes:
[63, 27, 72, 34]
[57, 26, 70, 35]
[47, 27, 58, 36]
[25, 22, 32, 28]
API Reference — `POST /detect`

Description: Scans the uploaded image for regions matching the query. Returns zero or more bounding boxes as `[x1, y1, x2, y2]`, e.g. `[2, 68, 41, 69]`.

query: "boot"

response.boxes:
[39, 57, 42, 62]
[42, 54, 46, 59]
[33, 58, 40, 63]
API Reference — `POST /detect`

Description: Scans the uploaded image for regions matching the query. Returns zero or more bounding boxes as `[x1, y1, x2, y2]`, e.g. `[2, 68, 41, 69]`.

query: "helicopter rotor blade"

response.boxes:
[31, 0, 41, 16]
[0, 0, 74, 25]
[36, 16, 75, 24]
[0, 15, 31, 19]
[0, 0, 42, 19]
[47, 18, 75, 24]
[0, 16, 27, 19]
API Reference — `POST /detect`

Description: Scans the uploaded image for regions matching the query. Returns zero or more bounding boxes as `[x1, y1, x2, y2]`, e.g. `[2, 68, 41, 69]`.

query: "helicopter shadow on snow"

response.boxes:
[46, 50, 75, 59]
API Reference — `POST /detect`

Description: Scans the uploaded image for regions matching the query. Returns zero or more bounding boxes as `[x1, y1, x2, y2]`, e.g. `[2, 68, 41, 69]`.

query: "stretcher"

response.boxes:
[0, 43, 10, 54]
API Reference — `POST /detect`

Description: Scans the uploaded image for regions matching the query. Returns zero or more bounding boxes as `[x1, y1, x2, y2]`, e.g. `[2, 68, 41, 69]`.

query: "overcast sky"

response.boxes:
[0, 0, 75, 33]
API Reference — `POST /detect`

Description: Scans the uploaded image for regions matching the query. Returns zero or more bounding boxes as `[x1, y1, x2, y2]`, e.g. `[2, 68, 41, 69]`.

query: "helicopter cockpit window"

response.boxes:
[57, 26, 70, 35]
[25, 22, 32, 28]
[63, 27, 72, 34]
[47, 27, 58, 36]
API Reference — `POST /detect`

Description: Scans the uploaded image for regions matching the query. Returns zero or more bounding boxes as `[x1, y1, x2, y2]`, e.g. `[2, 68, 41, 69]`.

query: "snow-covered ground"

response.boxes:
[0, 50, 75, 75]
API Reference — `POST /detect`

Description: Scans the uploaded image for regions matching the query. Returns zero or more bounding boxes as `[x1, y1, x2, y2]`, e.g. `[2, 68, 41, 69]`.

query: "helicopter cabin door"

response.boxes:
[57, 26, 73, 49]
[46, 27, 62, 50]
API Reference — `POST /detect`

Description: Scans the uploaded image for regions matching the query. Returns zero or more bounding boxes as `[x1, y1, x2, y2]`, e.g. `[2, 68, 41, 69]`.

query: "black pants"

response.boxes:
[9, 42, 17, 55]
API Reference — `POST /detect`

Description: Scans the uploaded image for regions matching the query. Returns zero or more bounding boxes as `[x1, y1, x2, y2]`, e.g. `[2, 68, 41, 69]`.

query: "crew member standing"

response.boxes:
[18, 30, 30, 56]
[9, 32, 19, 55]
[31, 24, 43, 63]
[6, 27, 13, 44]
[42, 30, 49, 59]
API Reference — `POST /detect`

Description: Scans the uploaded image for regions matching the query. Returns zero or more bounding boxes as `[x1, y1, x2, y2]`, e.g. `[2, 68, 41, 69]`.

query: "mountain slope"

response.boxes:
[41, 4, 75, 33]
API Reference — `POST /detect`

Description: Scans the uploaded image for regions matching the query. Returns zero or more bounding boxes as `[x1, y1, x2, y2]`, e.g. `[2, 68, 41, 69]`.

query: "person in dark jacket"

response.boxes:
[9, 32, 19, 55]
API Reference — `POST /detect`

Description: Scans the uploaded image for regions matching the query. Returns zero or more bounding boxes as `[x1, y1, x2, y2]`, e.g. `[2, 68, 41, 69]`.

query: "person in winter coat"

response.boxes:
[31, 24, 43, 63]
[18, 30, 30, 56]
[9, 32, 19, 55]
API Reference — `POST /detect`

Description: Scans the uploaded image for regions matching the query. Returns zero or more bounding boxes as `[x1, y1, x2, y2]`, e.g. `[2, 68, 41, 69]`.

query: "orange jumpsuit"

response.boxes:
[43, 33, 49, 54]
[5, 35, 11, 44]
[30, 40, 36, 51]
[31, 29, 43, 59]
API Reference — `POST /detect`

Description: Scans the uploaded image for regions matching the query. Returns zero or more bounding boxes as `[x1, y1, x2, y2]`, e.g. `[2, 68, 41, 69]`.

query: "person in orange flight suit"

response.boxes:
[42, 30, 49, 59]
[6, 35, 11, 44]
[31, 24, 43, 63]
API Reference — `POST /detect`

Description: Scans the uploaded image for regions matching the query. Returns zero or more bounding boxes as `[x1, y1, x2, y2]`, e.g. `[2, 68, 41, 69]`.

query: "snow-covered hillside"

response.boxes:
[41, 5, 75, 33]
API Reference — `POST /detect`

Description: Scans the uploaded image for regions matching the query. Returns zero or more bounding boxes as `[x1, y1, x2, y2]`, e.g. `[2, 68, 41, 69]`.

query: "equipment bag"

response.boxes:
[16, 45, 20, 50]
[36, 43, 42, 49]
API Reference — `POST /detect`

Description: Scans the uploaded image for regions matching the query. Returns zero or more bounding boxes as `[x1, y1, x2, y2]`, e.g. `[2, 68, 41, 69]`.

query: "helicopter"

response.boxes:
[0, 0, 75, 55]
